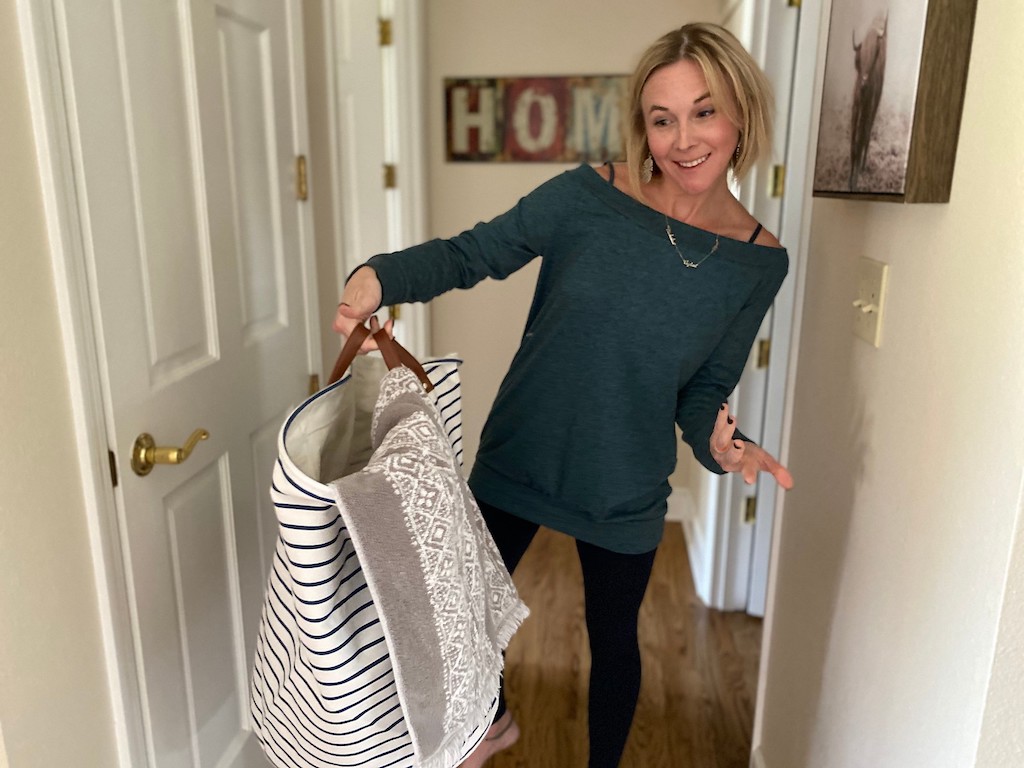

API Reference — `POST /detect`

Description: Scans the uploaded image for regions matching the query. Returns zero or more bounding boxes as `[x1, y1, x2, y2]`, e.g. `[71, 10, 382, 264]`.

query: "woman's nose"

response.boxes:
[674, 124, 695, 150]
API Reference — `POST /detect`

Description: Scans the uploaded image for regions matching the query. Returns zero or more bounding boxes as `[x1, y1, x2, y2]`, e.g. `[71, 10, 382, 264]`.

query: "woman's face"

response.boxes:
[641, 59, 741, 196]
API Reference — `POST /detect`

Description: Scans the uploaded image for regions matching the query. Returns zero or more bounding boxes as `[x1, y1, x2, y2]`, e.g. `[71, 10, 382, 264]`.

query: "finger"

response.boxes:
[770, 463, 795, 490]
[711, 404, 735, 454]
[756, 448, 795, 490]
[743, 460, 757, 485]
[332, 313, 360, 337]
[731, 440, 752, 480]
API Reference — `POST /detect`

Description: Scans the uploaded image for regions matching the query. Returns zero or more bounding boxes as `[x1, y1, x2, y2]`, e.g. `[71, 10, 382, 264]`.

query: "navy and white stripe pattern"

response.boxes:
[251, 358, 480, 768]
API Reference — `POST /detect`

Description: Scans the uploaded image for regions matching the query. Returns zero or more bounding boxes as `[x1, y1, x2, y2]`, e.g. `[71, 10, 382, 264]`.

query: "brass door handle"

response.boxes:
[131, 428, 209, 476]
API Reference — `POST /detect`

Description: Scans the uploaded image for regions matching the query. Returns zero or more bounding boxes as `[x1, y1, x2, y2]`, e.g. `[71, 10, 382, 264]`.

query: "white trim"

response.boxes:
[0, 719, 9, 768]
[665, 484, 696, 524]
[678, 480, 719, 607]
[388, 0, 429, 358]
[709, 471, 738, 609]
[285, 0, 324, 381]
[750, 745, 769, 768]
[16, 2, 144, 765]
[751, 0, 829, 750]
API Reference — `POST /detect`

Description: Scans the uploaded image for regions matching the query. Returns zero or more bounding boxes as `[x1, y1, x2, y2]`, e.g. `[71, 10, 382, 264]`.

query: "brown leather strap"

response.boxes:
[373, 327, 434, 392]
[327, 324, 371, 385]
[326, 322, 434, 392]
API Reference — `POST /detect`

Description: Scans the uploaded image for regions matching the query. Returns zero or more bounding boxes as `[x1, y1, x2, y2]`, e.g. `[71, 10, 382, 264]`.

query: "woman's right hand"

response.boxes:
[332, 266, 393, 353]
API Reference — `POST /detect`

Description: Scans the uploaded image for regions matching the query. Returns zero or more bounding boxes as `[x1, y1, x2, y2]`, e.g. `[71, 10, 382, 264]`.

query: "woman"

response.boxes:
[336, 22, 793, 768]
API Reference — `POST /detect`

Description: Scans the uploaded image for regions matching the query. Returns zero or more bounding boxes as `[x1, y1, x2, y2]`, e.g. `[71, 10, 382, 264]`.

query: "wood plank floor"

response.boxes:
[489, 522, 761, 768]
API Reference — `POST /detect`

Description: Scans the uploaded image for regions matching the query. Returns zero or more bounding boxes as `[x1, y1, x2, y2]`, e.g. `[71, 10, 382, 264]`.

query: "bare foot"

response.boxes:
[457, 711, 520, 768]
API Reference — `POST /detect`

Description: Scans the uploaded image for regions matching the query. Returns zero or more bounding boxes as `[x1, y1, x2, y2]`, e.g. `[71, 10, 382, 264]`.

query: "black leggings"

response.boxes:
[477, 500, 657, 768]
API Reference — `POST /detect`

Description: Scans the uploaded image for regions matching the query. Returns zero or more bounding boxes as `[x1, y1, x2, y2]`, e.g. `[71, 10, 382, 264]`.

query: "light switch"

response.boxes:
[852, 257, 888, 347]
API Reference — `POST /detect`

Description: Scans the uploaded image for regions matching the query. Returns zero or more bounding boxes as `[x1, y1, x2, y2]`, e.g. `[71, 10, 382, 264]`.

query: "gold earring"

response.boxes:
[642, 153, 654, 183]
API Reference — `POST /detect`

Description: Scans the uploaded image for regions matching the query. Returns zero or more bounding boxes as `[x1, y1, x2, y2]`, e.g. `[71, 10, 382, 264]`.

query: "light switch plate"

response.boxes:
[853, 257, 888, 347]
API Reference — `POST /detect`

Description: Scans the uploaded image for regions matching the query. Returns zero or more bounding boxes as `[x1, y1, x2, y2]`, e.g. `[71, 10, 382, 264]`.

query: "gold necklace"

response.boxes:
[663, 214, 720, 269]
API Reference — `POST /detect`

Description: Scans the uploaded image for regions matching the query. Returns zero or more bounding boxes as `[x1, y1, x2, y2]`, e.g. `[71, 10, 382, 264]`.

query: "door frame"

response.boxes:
[686, 0, 807, 616]
[750, 0, 827, 755]
[16, 2, 321, 765]
[321, 0, 430, 358]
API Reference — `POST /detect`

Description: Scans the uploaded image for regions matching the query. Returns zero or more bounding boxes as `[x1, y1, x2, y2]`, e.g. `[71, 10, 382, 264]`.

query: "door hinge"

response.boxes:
[770, 164, 786, 198]
[388, 305, 401, 322]
[296, 154, 308, 201]
[744, 496, 757, 524]
[308, 373, 321, 396]
[379, 18, 393, 46]
[383, 163, 397, 189]
[108, 449, 119, 487]
[756, 338, 771, 369]
[788, 0, 801, 7]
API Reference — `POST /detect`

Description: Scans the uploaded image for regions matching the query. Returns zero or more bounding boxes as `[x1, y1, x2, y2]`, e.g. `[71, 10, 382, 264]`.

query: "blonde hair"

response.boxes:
[625, 23, 773, 197]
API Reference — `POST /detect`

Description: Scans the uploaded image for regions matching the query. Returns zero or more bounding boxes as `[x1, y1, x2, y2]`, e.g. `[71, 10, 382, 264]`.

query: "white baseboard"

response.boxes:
[750, 746, 767, 768]
[669, 485, 713, 605]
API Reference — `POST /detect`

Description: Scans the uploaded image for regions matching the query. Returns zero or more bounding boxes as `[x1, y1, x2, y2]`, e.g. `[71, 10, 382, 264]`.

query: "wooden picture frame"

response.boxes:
[813, 0, 978, 203]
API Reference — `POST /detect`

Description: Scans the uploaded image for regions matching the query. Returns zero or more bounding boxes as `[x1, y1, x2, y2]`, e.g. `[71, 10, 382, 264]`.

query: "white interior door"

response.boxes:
[327, 0, 390, 271]
[50, 0, 316, 764]
[680, 0, 802, 615]
[742, 0, 802, 617]
[324, 0, 430, 357]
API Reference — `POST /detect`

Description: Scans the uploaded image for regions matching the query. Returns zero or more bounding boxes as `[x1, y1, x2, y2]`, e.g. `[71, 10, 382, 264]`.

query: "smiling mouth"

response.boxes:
[677, 154, 710, 169]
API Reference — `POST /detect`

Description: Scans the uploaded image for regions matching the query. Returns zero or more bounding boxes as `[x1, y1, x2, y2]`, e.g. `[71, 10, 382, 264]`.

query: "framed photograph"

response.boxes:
[813, 0, 978, 203]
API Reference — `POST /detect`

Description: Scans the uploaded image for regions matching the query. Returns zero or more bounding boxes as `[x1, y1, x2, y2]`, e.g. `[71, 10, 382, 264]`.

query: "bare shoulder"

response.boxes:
[753, 226, 784, 249]
[594, 161, 635, 195]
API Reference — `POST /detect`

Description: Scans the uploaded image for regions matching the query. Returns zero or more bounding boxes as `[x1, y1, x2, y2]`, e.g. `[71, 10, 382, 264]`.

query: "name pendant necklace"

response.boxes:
[664, 213, 719, 269]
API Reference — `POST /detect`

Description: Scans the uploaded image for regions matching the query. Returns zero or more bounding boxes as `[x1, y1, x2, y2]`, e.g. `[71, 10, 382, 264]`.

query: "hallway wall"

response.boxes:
[757, 1, 1024, 765]
[0, 3, 119, 765]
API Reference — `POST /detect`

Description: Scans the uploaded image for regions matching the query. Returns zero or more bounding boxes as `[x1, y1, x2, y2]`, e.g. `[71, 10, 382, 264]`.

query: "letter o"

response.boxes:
[512, 87, 558, 153]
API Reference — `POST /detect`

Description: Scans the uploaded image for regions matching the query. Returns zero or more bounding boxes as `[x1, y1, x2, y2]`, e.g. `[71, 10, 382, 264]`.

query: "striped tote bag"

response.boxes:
[250, 324, 526, 768]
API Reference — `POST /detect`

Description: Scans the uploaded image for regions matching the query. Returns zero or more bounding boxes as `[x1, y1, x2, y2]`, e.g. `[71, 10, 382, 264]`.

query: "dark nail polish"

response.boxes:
[727, 416, 734, 425]
[720, 404, 726, 410]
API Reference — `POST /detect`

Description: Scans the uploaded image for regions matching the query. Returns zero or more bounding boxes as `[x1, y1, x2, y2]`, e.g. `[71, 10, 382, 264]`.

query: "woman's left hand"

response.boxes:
[710, 404, 794, 490]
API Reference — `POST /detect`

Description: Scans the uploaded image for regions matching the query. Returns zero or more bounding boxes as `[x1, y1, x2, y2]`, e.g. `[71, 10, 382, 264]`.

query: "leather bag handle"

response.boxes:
[327, 322, 434, 392]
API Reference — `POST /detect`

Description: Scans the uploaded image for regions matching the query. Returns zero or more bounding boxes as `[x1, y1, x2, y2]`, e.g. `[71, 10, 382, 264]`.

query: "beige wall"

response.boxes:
[0, 3, 119, 765]
[425, 0, 730, 467]
[758, 1, 1024, 766]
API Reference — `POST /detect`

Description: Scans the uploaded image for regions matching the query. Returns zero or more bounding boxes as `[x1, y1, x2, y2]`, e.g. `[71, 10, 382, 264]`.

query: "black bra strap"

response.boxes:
[748, 223, 763, 243]
[603, 161, 615, 185]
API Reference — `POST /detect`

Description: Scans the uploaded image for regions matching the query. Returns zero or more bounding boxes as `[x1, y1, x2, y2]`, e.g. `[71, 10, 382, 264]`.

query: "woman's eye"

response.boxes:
[696, 108, 716, 119]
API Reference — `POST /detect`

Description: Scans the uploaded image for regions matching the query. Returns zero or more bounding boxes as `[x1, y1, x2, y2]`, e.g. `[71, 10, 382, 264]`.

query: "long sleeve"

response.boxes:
[675, 268, 786, 473]
[364, 176, 567, 307]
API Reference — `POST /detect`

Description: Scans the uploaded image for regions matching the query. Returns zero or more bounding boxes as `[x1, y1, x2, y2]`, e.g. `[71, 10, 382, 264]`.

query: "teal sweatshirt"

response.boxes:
[366, 164, 788, 553]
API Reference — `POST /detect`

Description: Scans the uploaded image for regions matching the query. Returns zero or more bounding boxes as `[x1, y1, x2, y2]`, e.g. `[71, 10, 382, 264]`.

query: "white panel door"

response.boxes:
[53, 0, 314, 764]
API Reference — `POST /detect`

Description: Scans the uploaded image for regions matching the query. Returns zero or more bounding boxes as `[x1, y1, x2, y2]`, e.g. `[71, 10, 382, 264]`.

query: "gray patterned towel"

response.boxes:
[329, 367, 529, 768]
